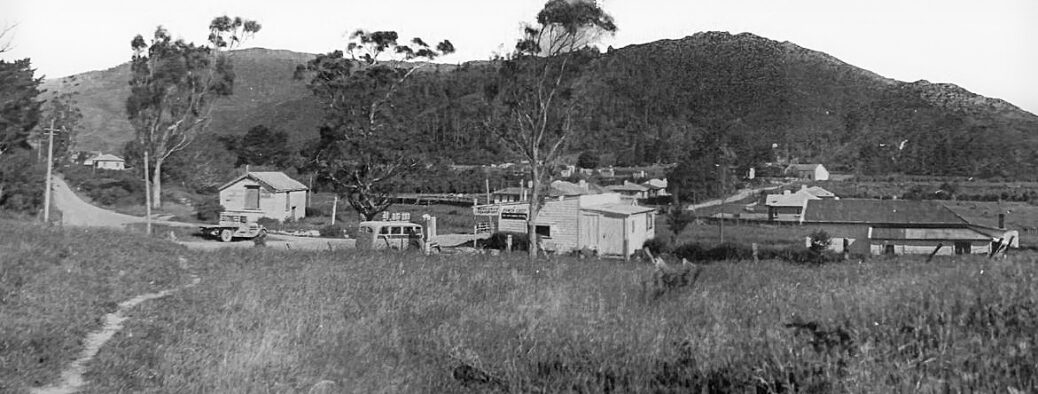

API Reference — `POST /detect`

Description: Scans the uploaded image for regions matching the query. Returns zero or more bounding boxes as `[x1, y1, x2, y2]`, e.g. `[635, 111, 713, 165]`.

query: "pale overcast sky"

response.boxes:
[2, 0, 1036, 114]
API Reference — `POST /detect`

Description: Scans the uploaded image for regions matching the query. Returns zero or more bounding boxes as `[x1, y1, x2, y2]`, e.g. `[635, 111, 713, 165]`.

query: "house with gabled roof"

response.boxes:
[801, 199, 999, 257]
[218, 171, 309, 221]
[83, 153, 126, 170]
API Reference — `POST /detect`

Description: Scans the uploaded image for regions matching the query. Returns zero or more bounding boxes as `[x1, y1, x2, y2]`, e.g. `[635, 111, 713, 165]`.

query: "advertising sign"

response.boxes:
[473, 204, 502, 216]
[500, 205, 529, 221]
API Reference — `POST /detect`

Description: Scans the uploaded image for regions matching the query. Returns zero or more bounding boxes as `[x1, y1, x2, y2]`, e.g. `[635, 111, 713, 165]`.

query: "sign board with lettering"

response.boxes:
[500, 205, 529, 221]
[473, 204, 502, 216]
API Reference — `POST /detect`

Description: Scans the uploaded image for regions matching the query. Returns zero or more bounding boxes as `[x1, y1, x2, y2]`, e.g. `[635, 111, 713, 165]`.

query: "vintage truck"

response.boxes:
[199, 211, 267, 242]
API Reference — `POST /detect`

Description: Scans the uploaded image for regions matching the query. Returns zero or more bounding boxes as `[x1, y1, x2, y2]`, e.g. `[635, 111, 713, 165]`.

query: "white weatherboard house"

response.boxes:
[480, 181, 656, 258]
[219, 172, 309, 222]
[83, 153, 126, 170]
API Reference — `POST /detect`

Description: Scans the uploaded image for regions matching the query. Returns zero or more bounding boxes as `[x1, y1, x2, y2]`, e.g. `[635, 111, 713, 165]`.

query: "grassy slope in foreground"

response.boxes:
[0, 220, 195, 392]
[53, 237, 1035, 391]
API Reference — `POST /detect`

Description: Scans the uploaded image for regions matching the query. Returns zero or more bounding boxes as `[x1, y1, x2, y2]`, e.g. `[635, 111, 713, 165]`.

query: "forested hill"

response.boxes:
[575, 32, 1038, 178]
[45, 32, 1038, 179]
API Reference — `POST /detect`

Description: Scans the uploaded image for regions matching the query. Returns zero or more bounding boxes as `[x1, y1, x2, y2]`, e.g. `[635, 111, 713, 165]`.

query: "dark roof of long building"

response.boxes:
[803, 199, 967, 225]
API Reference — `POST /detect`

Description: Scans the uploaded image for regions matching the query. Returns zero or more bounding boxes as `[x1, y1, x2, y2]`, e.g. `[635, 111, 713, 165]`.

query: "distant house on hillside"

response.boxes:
[218, 171, 309, 222]
[641, 178, 670, 199]
[785, 164, 829, 181]
[800, 199, 1008, 257]
[605, 181, 649, 199]
[83, 153, 126, 170]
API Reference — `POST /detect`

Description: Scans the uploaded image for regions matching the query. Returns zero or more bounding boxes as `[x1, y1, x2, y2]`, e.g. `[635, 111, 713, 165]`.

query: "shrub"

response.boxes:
[0, 151, 45, 213]
[305, 206, 326, 217]
[808, 230, 832, 253]
[194, 197, 224, 222]
[319, 224, 346, 238]
[481, 232, 529, 251]
[256, 217, 281, 231]
[642, 237, 672, 255]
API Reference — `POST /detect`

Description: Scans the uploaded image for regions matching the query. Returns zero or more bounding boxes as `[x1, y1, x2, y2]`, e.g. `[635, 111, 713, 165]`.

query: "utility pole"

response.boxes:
[42, 119, 57, 223]
[719, 163, 725, 244]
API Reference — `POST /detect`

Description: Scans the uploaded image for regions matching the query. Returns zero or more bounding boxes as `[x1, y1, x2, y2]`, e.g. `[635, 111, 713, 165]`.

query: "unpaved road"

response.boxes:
[53, 175, 194, 228]
[53, 175, 355, 251]
[687, 184, 786, 211]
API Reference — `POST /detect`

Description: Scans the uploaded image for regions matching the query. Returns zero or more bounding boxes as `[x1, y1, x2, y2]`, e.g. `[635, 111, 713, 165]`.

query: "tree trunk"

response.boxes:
[528, 165, 540, 262]
[151, 158, 163, 209]
[143, 150, 152, 235]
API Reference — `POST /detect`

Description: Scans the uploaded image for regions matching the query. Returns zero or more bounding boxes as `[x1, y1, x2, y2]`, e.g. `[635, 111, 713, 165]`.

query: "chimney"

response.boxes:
[578, 179, 587, 190]
[999, 213, 1005, 229]
[784, 190, 791, 195]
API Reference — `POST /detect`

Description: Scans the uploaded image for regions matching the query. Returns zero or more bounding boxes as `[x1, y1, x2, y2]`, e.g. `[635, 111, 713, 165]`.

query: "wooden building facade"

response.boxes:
[219, 172, 309, 222]
[480, 192, 656, 257]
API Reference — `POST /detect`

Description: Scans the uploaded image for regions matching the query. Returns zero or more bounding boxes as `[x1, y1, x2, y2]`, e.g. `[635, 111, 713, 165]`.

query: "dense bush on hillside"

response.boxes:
[61, 166, 145, 207]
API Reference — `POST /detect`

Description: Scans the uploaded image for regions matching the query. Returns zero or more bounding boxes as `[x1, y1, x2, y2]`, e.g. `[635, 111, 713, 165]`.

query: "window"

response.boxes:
[285, 192, 291, 211]
[535, 225, 551, 238]
[390, 226, 403, 235]
[379, 226, 389, 235]
[647, 213, 655, 230]
[244, 185, 260, 210]
[954, 242, 971, 255]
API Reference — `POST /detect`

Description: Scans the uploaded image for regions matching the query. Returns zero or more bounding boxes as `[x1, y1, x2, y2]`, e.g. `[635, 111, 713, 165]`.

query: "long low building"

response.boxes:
[800, 199, 1006, 257]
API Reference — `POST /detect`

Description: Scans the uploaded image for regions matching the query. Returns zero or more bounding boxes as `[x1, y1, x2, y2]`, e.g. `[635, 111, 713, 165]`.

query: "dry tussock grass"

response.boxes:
[3, 219, 1036, 392]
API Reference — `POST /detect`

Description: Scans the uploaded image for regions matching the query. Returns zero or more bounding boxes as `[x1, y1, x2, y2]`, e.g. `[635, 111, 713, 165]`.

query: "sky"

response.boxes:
[2, 0, 1036, 114]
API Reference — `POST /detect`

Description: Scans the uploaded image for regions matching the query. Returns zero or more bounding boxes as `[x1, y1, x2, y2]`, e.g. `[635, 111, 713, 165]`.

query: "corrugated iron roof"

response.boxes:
[804, 186, 835, 198]
[583, 203, 655, 216]
[641, 178, 667, 190]
[548, 180, 605, 197]
[804, 199, 966, 225]
[92, 153, 124, 162]
[605, 183, 648, 192]
[219, 172, 308, 192]
[871, 227, 993, 241]
[766, 189, 819, 207]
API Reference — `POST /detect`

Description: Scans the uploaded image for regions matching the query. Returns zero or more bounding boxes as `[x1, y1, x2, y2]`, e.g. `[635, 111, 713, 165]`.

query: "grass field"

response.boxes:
[2, 219, 1036, 392]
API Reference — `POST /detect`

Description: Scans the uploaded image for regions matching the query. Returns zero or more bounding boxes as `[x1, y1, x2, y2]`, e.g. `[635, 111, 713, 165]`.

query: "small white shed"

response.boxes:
[218, 172, 309, 222]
